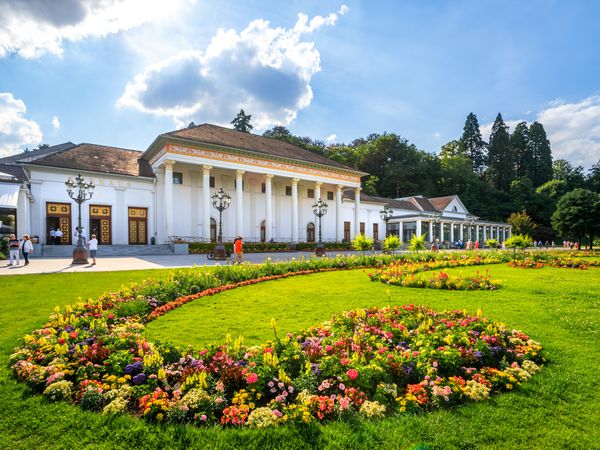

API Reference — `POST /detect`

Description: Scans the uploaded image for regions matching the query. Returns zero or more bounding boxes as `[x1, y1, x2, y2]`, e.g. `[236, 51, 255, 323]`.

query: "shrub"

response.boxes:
[409, 235, 427, 252]
[505, 234, 533, 254]
[485, 239, 499, 249]
[383, 235, 401, 255]
[353, 234, 373, 255]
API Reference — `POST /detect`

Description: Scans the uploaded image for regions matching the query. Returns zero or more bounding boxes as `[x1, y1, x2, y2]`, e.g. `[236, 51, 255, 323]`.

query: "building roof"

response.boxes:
[0, 142, 77, 165]
[429, 195, 456, 210]
[153, 123, 361, 173]
[406, 195, 438, 212]
[27, 143, 154, 178]
[342, 190, 421, 211]
[0, 164, 27, 182]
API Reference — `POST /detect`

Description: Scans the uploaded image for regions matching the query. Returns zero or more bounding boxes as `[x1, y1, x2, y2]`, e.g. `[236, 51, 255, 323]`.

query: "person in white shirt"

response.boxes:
[87, 234, 98, 265]
[20, 234, 34, 266]
[54, 228, 63, 245]
[49, 228, 56, 245]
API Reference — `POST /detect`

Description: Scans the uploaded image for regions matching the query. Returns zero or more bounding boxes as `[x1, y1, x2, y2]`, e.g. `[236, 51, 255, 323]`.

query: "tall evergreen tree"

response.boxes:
[231, 109, 253, 133]
[459, 113, 486, 174]
[510, 122, 531, 178]
[486, 113, 515, 191]
[526, 122, 552, 186]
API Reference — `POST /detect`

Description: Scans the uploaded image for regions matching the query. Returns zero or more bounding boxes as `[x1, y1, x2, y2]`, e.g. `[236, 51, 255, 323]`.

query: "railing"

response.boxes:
[168, 236, 343, 244]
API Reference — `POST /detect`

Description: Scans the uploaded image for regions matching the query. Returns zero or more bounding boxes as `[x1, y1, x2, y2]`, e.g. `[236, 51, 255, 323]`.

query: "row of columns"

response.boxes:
[162, 160, 362, 242]
[394, 219, 511, 242]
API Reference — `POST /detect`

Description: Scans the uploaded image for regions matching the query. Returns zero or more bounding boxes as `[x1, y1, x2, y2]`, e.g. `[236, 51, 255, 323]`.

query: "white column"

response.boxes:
[164, 160, 175, 242]
[16, 184, 29, 237]
[236, 170, 245, 237]
[475, 224, 480, 242]
[315, 181, 322, 201]
[483, 225, 487, 242]
[416, 219, 422, 237]
[354, 187, 361, 237]
[440, 222, 445, 242]
[336, 185, 343, 242]
[450, 222, 454, 243]
[115, 186, 126, 244]
[459, 223, 464, 241]
[265, 174, 273, 242]
[291, 178, 299, 242]
[428, 221, 433, 242]
[398, 221, 404, 241]
[202, 165, 212, 241]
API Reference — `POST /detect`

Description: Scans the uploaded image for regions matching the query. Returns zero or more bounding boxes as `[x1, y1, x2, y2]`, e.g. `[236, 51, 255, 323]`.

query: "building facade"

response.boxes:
[0, 124, 510, 246]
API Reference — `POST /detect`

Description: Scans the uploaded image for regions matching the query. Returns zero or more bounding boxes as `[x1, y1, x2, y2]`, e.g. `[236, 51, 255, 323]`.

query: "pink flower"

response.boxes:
[346, 369, 359, 380]
[246, 372, 259, 384]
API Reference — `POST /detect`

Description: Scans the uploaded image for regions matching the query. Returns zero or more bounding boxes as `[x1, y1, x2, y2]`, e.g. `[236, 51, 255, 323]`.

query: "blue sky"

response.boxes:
[1, 0, 599, 168]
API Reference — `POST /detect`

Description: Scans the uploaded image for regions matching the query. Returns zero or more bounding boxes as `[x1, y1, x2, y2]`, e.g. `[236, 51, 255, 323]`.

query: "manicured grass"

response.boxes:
[2, 264, 600, 448]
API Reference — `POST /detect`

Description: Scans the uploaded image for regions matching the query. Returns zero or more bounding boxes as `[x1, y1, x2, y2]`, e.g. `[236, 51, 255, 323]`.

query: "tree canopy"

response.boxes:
[231, 109, 253, 133]
[551, 188, 600, 248]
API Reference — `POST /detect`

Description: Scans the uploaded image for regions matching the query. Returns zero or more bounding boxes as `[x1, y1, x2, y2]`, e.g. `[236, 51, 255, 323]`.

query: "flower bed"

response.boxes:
[507, 259, 544, 269]
[508, 257, 596, 270]
[10, 303, 544, 427]
[369, 256, 503, 290]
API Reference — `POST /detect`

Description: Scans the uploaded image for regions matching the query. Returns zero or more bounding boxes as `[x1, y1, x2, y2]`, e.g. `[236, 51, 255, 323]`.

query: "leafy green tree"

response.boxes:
[511, 122, 531, 178]
[507, 210, 537, 237]
[509, 177, 553, 225]
[363, 175, 379, 196]
[527, 122, 553, 186]
[383, 234, 401, 255]
[439, 140, 464, 160]
[551, 188, 600, 249]
[263, 125, 291, 137]
[485, 238, 499, 249]
[587, 159, 600, 192]
[504, 234, 533, 254]
[353, 234, 373, 256]
[459, 113, 487, 174]
[536, 179, 569, 201]
[231, 109, 253, 133]
[552, 159, 585, 190]
[409, 234, 427, 252]
[487, 113, 515, 191]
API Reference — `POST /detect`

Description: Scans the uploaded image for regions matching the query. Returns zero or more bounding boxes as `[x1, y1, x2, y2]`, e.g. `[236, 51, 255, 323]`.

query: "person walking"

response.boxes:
[54, 227, 63, 245]
[233, 236, 243, 264]
[8, 234, 20, 266]
[20, 234, 34, 266]
[49, 227, 56, 245]
[88, 234, 98, 265]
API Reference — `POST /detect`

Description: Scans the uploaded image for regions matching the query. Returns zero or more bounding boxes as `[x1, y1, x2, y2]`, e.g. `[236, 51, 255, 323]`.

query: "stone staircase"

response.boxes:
[37, 244, 174, 258]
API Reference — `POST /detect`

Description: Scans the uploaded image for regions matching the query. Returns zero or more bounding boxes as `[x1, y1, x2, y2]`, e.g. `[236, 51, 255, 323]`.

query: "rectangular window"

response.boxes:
[285, 186, 292, 196]
[373, 223, 379, 241]
[209, 176, 215, 188]
[173, 172, 183, 184]
[261, 183, 266, 193]
[327, 191, 334, 201]
[360, 222, 365, 235]
[307, 188, 315, 199]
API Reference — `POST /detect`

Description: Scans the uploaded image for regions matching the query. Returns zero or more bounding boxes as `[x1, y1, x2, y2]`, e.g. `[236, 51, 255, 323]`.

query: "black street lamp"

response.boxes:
[65, 174, 95, 264]
[466, 214, 476, 241]
[431, 211, 441, 242]
[211, 187, 231, 260]
[379, 205, 393, 237]
[312, 198, 328, 256]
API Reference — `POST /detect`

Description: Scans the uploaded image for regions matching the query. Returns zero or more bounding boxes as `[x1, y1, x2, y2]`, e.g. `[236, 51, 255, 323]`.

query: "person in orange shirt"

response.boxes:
[234, 236, 243, 264]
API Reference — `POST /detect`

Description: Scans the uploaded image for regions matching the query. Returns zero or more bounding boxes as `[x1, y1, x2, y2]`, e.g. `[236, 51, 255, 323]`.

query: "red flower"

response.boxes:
[246, 372, 258, 384]
[346, 368, 359, 380]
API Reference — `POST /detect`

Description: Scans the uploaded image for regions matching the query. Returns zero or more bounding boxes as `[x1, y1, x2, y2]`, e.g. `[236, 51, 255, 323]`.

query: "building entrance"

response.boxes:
[46, 202, 72, 244]
[89, 205, 112, 245]
[128, 207, 147, 244]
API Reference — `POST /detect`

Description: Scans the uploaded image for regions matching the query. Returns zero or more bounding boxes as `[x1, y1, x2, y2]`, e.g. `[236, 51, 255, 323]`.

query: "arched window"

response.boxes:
[307, 222, 315, 243]
[260, 220, 266, 242]
[452, 206, 458, 212]
[210, 218, 217, 243]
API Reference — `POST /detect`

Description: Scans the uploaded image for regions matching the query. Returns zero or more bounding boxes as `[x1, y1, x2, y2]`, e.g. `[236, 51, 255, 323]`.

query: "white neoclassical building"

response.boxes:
[0, 124, 510, 248]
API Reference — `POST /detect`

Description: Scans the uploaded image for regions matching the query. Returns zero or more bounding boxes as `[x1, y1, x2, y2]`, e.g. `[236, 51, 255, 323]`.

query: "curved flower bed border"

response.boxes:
[507, 257, 599, 270]
[10, 252, 547, 429]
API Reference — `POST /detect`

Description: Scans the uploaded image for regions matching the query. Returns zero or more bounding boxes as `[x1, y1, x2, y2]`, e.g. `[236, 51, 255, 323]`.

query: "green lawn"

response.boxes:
[1, 265, 600, 449]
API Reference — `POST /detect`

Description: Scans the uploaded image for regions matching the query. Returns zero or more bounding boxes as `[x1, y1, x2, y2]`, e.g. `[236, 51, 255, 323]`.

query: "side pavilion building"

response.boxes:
[0, 124, 510, 247]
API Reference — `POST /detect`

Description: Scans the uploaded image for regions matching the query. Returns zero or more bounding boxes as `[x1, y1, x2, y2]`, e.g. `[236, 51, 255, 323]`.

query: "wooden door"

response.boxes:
[89, 205, 112, 245]
[128, 207, 147, 245]
[46, 202, 72, 244]
[373, 223, 379, 241]
[307, 223, 315, 242]
[344, 221, 351, 242]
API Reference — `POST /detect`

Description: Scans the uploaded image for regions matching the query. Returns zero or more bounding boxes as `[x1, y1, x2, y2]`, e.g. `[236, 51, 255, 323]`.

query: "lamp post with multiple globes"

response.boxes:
[211, 187, 231, 260]
[65, 174, 95, 264]
[312, 198, 328, 256]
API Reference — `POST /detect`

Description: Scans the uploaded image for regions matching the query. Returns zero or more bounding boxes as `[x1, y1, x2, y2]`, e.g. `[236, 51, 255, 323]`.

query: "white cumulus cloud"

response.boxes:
[52, 115, 61, 129]
[325, 134, 337, 144]
[117, 6, 348, 129]
[0, 0, 185, 58]
[0, 93, 43, 157]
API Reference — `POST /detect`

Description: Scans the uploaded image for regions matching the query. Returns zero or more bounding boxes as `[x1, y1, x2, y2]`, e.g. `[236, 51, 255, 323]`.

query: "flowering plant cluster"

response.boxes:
[10, 292, 544, 427]
[508, 257, 597, 270]
[507, 259, 545, 269]
[369, 256, 503, 290]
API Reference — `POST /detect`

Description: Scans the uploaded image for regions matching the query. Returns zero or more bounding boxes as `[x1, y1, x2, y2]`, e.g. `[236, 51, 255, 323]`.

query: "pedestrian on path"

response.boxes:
[20, 234, 34, 266]
[8, 234, 20, 266]
[234, 236, 244, 264]
[49, 228, 56, 245]
[54, 228, 63, 245]
[88, 234, 98, 265]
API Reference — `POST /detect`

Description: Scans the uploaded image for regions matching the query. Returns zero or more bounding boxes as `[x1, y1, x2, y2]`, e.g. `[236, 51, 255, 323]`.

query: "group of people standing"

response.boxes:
[6, 234, 34, 266]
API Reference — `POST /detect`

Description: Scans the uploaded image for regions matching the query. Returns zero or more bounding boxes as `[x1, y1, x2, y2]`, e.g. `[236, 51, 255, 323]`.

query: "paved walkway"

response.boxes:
[0, 251, 377, 275]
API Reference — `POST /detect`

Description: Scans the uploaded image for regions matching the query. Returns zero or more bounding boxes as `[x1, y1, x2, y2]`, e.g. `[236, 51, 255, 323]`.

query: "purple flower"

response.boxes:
[124, 361, 143, 375]
[132, 373, 146, 385]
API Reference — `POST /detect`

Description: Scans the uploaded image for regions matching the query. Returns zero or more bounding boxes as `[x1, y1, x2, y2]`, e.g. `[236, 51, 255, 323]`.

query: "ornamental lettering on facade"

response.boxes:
[160, 144, 361, 184]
